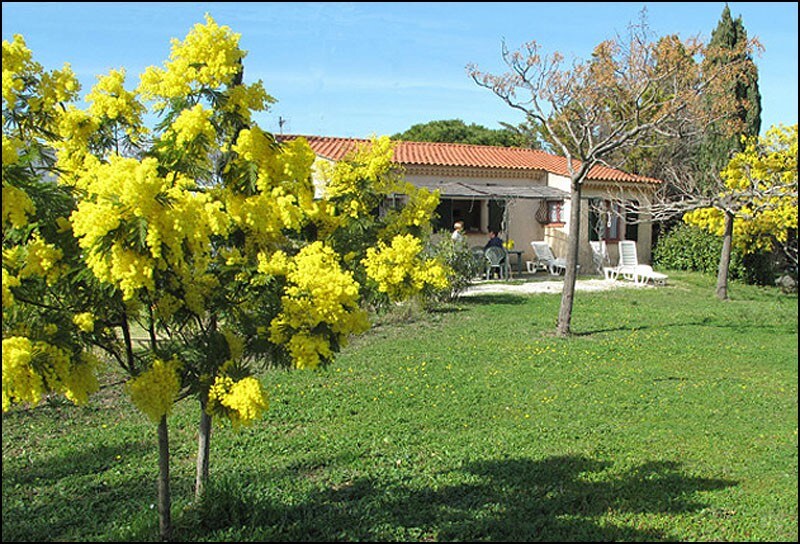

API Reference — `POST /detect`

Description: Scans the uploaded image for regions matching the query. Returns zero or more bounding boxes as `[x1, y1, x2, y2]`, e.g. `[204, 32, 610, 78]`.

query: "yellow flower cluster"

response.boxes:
[268, 242, 369, 369]
[2, 34, 33, 107]
[53, 106, 101, 184]
[70, 155, 228, 304]
[138, 14, 245, 106]
[2, 268, 20, 308]
[317, 136, 402, 217]
[2, 336, 99, 412]
[378, 183, 439, 240]
[223, 82, 275, 122]
[206, 374, 269, 428]
[72, 312, 95, 333]
[168, 103, 215, 148]
[685, 124, 797, 254]
[1, 184, 35, 229]
[85, 68, 145, 130]
[3, 34, 79, 136]
[2, 133, 21, 163]
[18, 234, 64, 285]
[126, 358, 182, 424]
[362, 234, 450, 302]
[30, 63, 79, 114]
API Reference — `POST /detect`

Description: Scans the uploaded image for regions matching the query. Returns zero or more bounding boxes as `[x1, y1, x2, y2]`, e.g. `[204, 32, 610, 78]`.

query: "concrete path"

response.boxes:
[461, 277, 635, 297]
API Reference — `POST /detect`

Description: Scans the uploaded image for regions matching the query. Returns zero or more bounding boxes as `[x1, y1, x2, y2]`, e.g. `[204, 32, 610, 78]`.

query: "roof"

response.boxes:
[278, 135, 661, 185]
[414, 181, 568, 200]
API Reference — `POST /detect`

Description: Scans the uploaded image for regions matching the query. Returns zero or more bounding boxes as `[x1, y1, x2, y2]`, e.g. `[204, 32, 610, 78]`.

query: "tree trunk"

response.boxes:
[716, 209, 735, 301]
[557, 180, 583, 337]
[195, 403, 212, 499]
[157, 416, 172, 541]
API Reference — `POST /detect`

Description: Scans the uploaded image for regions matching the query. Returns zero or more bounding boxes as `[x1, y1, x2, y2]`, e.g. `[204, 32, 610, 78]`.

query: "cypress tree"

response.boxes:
[698, 4, 762, 179]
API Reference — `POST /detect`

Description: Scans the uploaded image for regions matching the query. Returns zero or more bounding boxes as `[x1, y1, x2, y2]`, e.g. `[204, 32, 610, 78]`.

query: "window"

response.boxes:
[546, 200, 564, 224]
[626, 200, 639, 242]
[589, 199, 625, 242]
[434, 198, 482, 232]
[488, 199, 506, 233]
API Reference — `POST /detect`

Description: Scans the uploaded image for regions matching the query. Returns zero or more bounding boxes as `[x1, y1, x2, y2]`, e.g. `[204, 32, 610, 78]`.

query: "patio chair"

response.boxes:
[528, 241, 567, 275]
[484, 246, 508, 280]
[590, 240, 609, 275]
[609, 240, 668, 285]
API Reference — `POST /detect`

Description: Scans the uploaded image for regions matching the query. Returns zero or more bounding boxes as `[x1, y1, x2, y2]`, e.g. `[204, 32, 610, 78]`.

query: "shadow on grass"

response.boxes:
[574, 317, 794, 337]
[180, 455, 737, 542]
[457, 293, 530, 306]
[1, 440, 166, 542]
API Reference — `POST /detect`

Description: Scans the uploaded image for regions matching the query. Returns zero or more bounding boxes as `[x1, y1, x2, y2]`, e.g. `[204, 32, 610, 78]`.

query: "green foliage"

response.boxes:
[425, 232, 483, 302]
[653, 222, 746, 279]
[2, 272, 797, 541]
[696, 4, 762, 183]
[391, 118, 535, 147]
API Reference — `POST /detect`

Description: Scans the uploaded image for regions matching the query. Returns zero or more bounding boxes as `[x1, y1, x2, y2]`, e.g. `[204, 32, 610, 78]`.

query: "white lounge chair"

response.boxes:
[528, 241, 567, 275]
[608, 240, 668, 286]
[590, 240, 609, 275]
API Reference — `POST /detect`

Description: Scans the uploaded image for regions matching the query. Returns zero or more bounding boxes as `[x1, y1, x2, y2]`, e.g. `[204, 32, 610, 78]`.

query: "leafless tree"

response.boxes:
[468, 12, 756, 335]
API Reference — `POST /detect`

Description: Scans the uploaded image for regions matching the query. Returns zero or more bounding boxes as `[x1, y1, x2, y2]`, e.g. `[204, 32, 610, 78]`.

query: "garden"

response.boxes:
[2, 272, 797, 541]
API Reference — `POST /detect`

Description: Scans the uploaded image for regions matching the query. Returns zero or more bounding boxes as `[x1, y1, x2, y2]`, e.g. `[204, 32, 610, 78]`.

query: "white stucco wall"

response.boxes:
[310, 156, 658, 275]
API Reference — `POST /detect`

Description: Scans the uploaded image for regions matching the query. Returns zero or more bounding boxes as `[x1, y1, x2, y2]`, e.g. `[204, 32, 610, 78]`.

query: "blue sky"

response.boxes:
[3, 2, 797, 138]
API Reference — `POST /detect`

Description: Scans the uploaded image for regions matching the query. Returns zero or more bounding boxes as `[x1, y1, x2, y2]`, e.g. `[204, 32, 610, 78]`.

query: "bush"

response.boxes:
[653, 223, 747, 279]
[426, 232, 482, 301]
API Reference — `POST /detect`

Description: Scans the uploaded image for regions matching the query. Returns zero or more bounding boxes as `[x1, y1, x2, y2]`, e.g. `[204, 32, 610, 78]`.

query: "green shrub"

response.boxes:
[653, 223, 747, 279]
[426, 232, 482, 301]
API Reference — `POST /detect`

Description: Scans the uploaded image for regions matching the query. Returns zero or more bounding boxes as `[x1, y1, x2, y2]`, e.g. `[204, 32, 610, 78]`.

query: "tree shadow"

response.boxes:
[180, 454, 737, 542]
[458, 293, 531, 306]
[1, 439, 171, 542]
[574, 317, 793, 337]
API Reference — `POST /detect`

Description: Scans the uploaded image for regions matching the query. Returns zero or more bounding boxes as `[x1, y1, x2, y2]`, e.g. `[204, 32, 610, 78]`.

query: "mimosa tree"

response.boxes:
[3, 15, 447, 541]
[683, 124, 798, 296]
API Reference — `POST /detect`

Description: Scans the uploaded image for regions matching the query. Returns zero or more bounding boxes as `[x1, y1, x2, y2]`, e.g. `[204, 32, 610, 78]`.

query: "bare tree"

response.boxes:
[468, 12, 756, 335]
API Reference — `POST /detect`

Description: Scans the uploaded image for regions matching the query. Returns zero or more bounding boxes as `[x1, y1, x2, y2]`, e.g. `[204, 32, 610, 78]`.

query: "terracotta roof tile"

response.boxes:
[279, 135, 660, 185]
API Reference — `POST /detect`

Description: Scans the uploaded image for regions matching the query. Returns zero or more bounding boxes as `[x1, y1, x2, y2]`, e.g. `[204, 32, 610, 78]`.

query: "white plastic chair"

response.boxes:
[611, 240, 668, 285]
[590, 240, 609, 275]
[529, 241, 566, 275]
[484, 246, 508, 280]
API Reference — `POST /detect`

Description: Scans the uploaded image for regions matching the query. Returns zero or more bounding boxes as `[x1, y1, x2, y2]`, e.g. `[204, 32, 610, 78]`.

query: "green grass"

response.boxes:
[2, 271, 797, 541]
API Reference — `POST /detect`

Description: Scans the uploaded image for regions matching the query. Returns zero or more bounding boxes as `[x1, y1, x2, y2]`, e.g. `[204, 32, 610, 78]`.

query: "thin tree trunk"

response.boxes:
[557, 181, 583, 337]
[716, 209, 735, 301]
[157, 416, 172, 541]
[195, 403, 212, 499]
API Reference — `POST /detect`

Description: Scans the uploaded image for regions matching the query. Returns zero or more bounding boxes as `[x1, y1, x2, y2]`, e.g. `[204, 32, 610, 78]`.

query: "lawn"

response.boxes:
[2, 271, 797, 542]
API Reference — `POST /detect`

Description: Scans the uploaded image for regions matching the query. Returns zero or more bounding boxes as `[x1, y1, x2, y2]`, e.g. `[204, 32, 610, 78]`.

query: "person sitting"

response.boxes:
[484, 230, 504, 250]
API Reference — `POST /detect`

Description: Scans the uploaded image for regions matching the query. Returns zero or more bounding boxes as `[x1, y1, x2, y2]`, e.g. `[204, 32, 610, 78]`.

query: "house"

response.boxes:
[281, 135, 662, 273]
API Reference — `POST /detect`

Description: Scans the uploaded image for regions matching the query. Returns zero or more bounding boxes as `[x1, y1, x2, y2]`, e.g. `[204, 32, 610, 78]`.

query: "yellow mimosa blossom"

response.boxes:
[138, 14, 245, 105]
[2, 337, 98, 412]
[685, 124, 797, 254]
[167, 103, 215, 148]
[207, 374, 269, 428]
[2, 34, 35, 108]
[72, 312, 95, 333]
[269, 242, 369, 370]
[2, 268, 20, 308]
[1, 184, 35, 229]
[362, 234, 450, 302]
[126, 358, 182, 424]
[86, 68, 145, 130]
